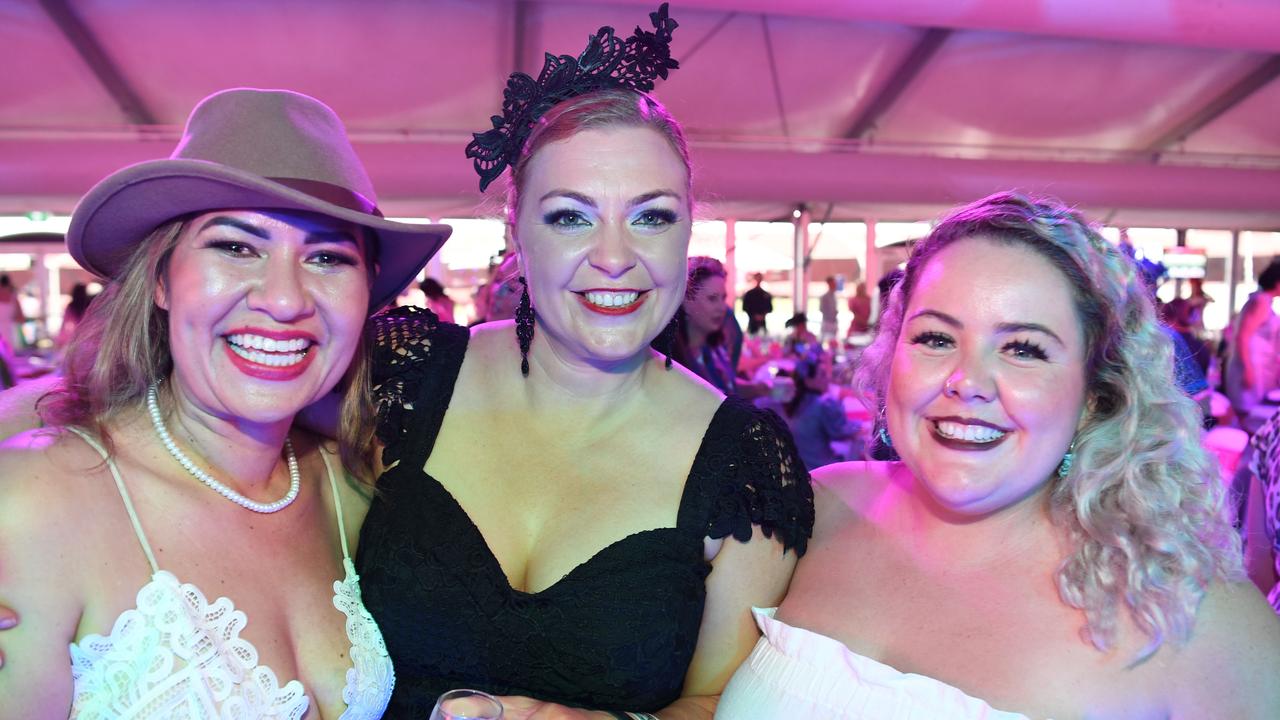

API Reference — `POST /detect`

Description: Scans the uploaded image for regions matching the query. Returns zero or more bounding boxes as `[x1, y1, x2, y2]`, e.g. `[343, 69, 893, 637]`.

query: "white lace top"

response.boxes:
[65, 428, 395, 719]
[716, 608, 1039, 720]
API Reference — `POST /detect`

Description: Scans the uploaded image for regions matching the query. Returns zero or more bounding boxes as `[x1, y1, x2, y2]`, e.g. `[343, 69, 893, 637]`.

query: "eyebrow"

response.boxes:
[538, 189, 683, 208]
[197, 215, 359, 246]
[908, 309, 1066, 346]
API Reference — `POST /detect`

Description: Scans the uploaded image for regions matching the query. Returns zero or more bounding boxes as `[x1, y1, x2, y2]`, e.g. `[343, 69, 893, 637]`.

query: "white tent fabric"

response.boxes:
[1, 0, 1278, 228]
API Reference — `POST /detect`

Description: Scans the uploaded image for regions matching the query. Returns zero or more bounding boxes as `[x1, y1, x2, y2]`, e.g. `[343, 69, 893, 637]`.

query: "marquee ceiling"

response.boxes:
[2, 0, 1278, 230]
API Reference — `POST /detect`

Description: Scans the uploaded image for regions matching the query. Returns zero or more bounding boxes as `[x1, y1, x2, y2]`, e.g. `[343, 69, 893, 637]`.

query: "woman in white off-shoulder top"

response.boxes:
[717, 193, 1280, 720]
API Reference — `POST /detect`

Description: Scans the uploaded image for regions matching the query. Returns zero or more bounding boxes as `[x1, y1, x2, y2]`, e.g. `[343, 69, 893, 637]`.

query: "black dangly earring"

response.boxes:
[515, 276, 535, 377]
[657, 315, 678, 369]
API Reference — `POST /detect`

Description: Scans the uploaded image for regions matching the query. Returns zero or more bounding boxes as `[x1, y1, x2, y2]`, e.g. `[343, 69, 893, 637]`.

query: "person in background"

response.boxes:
[55, 282, 94, 347]
[673, 256, 741, 396]
[717, 192, 1279, 719]
[0, 274, 23, 354]
[783, 312, 818, 356]
[819, 275, 838, 343]
[0, 86, 451, 719]
[846, 280, 872, 336]
[420, 277, 456, 323]
[741, 272, 773, 335]
[1183, 276, 1213, 335]
[775, 349, 857, 470]
[1227, 259, 1280, 417]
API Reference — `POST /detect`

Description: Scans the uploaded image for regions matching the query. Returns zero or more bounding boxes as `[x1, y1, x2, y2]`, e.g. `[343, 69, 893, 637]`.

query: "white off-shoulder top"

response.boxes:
[716, 608, 1039, 720]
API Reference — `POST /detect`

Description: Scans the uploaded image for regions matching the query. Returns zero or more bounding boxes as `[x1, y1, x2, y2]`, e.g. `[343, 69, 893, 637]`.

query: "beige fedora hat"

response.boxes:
[66, 87, 451, 310]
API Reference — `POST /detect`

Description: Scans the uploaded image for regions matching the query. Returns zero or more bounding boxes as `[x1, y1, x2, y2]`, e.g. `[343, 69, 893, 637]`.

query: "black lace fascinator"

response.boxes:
[465, 3, 680, 191]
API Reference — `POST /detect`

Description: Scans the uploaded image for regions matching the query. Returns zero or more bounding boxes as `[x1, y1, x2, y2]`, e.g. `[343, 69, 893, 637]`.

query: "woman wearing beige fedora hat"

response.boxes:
[0, 87, 449, 718]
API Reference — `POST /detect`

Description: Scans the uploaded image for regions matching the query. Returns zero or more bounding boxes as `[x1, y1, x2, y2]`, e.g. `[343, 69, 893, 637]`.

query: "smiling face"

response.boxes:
[514, 125, 692, 366]
[886, 235, 1088, 517]
[684, 273, 727, 340]
[157, 209, 371, 426]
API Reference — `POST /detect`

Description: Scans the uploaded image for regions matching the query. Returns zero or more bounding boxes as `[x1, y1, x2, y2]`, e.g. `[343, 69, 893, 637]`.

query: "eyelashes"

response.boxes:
[1003, 339, 1048, 361]
[543, 209, 590, 227]
[908, 331, 1050, 361]
[909, 331, 951, 350]
[540, 207, 682, 229]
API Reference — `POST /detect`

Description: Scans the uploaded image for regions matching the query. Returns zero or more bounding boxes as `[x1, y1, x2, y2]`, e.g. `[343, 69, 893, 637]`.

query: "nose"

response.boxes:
[247, 254, 314, 321]
[943, 349, 995, 402]
[586, 222, 638, 278]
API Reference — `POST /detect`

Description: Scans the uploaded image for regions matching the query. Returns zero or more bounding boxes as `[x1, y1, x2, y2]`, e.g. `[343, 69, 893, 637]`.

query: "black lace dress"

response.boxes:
[356, 307, 815, 717]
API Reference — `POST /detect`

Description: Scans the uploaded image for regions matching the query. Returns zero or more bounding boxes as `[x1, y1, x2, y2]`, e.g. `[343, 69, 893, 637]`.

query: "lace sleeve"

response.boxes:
[371, 306, 440, 465]
[1250, 412, 1280, 486]
[705, 403, 815, 556]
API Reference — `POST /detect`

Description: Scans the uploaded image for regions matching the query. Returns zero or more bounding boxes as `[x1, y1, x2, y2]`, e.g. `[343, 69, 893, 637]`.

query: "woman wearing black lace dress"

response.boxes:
[0, 7, 812, 719]
[356, 9, 812, 713]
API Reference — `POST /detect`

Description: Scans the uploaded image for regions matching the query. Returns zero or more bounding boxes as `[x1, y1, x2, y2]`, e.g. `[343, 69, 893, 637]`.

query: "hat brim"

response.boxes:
[67, 159, 452, 312]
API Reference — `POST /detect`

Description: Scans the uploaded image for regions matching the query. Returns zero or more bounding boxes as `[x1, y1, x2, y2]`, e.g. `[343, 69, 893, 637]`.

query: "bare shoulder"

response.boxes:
[0, 426, 109, 524]
[0, 426, 104, 716]
[1165, 581, 1280, 717]
[0, 374, 60, 441]
[809, 460, 895, 537]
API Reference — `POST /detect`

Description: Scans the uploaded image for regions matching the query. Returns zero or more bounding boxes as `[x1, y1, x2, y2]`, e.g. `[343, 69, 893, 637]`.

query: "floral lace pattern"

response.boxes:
[70, 570, 310, 719]
[1248, 413, 1280, 613]
[360, 311, 815, 714]
[333, 558, 396, 719]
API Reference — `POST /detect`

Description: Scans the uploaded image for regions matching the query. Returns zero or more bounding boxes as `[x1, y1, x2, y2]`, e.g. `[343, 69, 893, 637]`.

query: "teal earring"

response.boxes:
[1057, 442, 1076, 478]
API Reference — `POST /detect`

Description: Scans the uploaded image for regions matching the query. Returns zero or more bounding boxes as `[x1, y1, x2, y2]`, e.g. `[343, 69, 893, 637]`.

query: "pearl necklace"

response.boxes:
[146, 381, 300, 513]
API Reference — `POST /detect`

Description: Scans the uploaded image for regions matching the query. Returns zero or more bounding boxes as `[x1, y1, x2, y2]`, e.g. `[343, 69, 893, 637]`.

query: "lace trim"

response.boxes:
[702, 400, 815, 556]
[333, 558, 396, 720]
[70, 570, 310, 719]
[371, 306, 441, 467]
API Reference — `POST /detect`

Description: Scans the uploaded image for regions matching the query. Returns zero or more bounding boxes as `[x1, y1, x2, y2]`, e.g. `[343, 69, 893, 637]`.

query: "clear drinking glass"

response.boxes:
[429, 689, 504, 720]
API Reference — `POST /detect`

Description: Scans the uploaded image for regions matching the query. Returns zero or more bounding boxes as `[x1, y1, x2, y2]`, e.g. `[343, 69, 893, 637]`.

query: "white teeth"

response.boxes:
[935, 420, 1006, 444]
[584, 290, 640, 308]
[227, 342, 307, 367]
[225, 334, 312, 361]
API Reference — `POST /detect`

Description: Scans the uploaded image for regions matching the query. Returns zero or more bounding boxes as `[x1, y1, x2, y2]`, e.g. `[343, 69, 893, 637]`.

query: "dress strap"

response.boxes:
[64, 426, 161, 574]
[319, 447, 353, 563]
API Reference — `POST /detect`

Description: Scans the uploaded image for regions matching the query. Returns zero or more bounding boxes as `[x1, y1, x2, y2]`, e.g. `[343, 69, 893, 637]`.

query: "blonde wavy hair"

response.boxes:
[854, 191, 1243, 657]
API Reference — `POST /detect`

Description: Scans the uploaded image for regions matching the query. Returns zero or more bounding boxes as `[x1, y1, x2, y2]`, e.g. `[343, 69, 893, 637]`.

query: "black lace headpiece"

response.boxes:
[465, 3, 680, 192]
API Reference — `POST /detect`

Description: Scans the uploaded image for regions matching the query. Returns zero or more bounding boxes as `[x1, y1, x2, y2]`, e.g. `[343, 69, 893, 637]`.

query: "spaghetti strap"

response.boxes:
[64, 426, 161, 574]
[320, 447, 352, 563]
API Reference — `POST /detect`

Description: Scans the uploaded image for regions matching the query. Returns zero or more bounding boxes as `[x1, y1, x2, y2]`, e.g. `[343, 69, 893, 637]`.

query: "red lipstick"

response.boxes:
[222, 327, 318, 382]
[575, 290, 649, 316]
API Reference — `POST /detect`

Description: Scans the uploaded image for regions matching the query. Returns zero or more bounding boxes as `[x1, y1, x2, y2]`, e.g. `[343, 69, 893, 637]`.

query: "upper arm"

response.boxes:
[678, 405, 815, 698]
[1244, 471, 1278, 594]
[1167, 582, 1280, 718]
[0, 438, 85, 715]
[0, 375, 59, 442]
[1239, 301, 1266, 343]
[679, 526, 796, 697]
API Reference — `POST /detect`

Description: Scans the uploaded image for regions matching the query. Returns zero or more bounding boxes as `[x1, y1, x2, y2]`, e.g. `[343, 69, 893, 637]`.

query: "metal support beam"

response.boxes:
[1146, 55, 1280, 155]
[39, 0, 156, 126]
[792, 205, 810, 315]
[760, 15, 790, 139]
[845, 27, 951, 139]
[1228, 229, 1239, 327]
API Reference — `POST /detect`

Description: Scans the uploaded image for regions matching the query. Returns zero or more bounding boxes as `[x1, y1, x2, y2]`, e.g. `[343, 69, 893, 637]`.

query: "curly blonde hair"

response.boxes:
[854, 191, 1243, 656]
